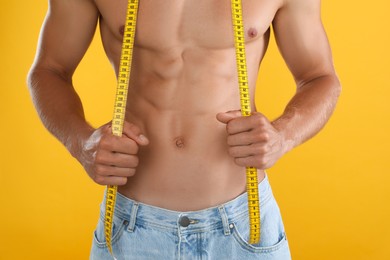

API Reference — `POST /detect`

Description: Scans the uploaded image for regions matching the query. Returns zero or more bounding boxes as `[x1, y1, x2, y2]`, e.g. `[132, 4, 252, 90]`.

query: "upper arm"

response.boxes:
[273, 0, 335, 87]
[32, 0, 99, 80]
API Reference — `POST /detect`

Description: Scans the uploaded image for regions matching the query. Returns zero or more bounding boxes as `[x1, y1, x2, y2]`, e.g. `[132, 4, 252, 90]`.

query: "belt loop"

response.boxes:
[127, 202, 139, 232]
[218, 206, 231, 236]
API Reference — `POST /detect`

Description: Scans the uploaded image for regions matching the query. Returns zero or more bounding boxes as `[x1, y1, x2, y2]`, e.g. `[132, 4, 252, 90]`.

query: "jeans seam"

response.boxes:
[232, 228, 288, 253]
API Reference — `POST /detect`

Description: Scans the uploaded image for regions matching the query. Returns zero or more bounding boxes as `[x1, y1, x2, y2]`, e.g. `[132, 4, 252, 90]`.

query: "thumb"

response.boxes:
[121, 121, 149, 146]
[216, 110, 242, 124]
[134, 134, 149, 146]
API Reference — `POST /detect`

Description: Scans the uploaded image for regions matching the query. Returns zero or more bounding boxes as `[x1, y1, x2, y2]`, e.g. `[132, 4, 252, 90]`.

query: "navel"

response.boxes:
[174, 137, 185, 149]
[248, 27, 258, 38]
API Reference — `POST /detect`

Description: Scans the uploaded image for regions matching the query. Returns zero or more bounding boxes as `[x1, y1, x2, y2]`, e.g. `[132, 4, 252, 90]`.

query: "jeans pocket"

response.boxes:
[93, 213, 128, 248]
[231, 197, 289, 254]
[232, 221, 288, 254]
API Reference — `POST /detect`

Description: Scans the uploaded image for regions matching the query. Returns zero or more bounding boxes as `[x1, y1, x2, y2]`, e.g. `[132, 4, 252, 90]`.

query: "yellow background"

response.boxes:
[1, 1, 389, 259]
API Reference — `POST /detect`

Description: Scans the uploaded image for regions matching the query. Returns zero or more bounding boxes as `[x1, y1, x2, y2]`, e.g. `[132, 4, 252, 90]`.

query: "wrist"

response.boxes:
[272, 114, 297, 155]
[65, 122, 95, 161]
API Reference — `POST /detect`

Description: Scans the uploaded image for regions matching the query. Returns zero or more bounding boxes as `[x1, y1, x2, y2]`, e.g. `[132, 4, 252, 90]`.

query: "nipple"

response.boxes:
[119, 25, 125, 36]
[248, 28, 258, 38]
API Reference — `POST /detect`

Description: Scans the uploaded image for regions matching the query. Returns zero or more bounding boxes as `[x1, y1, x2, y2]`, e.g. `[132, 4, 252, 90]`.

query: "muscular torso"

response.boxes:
[94, 0, 282, 211]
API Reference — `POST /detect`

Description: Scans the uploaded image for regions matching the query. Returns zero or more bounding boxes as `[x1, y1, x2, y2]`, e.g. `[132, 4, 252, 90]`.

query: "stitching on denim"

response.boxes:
[232, 229, 288, 253]
[218, 206, 231, 236]
[93, 218, 127, 248]
[127, 202, 138, 232]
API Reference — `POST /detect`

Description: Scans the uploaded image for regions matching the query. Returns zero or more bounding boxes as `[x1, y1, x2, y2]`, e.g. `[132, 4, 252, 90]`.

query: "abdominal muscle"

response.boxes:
[115, 45, 265, 212]
[94, 0, 275, 212]
[120, 111, 249, 212]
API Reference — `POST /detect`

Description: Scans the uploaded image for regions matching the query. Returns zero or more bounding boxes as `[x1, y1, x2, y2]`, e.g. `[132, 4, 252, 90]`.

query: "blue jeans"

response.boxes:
[90, 175, 291, 259]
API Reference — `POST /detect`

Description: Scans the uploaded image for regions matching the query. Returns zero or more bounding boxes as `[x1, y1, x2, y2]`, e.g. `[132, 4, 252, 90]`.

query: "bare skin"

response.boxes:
[28, 0, 340, 211]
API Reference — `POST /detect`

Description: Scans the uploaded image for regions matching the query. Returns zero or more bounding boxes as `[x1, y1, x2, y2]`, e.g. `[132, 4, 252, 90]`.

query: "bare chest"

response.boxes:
[95, 0, 281, 50]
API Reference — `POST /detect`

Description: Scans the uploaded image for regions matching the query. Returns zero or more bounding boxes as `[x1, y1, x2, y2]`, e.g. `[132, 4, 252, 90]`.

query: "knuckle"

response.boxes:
[93, 175, 106, 185]
[255, 115, 267, 125]
[257, 156, 267, 168]
[234, 158, 245, 167]
[102, 124, 112, 134]
[94, 152, 105, 164]
[257, 144, 269, 154]
[261, 133, 270, 142]
[94, 164, 106, 176]
[99, 135, 112, 149]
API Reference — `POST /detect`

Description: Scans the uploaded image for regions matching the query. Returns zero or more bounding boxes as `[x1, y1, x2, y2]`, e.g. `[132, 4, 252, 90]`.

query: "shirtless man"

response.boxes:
[28, 0, 340, 259]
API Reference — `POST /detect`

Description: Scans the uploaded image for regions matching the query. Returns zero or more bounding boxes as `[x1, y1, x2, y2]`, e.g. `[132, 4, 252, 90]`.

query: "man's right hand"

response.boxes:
[79, 121, 149, 186]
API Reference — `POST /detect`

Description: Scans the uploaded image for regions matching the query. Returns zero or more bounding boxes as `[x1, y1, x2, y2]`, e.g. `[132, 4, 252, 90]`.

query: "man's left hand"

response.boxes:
[216, 110, 286, 169]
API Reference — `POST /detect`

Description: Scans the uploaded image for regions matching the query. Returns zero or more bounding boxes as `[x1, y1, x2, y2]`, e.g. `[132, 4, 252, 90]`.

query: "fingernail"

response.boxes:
[139, 134, 148, 142]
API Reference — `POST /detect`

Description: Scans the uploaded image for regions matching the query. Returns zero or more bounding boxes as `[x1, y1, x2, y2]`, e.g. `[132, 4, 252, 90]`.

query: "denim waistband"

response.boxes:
[100, 174, 273, 235]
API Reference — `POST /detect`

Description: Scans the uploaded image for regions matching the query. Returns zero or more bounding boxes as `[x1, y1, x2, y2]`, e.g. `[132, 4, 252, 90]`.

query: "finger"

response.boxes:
[250, 112, 270, 126]
[93, 174, 130, 186]
[94, 164, 136, 178]
[115, 137, 140, 154]
[228, 144, 258, 158]
[226, 116, 253, 135]
[122, 121, 149, 146]
[227, 130, 270, 146]
[227, 113, 271, 135]
[216, 110, 242, 124]
[235, 156, 268, 169]
[98, 133, 139, 154]
[95, 150, 139, 168]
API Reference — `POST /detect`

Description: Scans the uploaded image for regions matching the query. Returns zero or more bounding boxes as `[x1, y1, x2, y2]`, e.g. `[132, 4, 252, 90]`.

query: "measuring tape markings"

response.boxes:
[104, 0, 261, 254]
[104, 0, 139, 255]
[231, 0, 261, 244]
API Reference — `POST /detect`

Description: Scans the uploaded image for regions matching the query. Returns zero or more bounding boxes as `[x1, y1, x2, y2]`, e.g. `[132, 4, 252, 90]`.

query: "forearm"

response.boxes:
[272, 74, 341, 153]
[27, 67, 94, 158]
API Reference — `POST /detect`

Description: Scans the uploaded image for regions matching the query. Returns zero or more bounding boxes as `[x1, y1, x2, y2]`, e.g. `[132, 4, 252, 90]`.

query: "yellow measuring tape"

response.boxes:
[104, 0, 260, 254]
[231, 0, 261, 245]
[104, 0, 139, 255]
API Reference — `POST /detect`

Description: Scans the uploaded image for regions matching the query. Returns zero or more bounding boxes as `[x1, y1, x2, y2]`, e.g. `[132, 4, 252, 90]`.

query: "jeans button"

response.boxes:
[179, 216, 191, 227]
